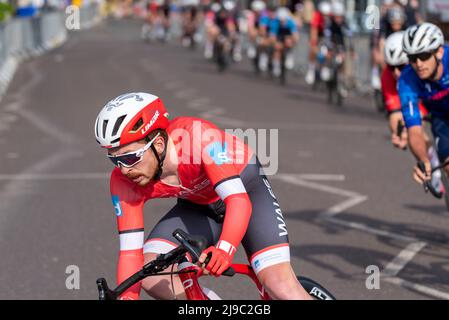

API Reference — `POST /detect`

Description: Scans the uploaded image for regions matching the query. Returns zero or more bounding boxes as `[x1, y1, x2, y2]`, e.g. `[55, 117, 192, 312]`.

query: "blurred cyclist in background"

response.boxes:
[246, 0, 266, 60]
[257, 2, 278, 72]
[203, 1, 241, 62]
[269, 6, 299, 77]
[305, 0, 331, 85]
[180, 0, 201, 47]
[141, 0, 171, 42]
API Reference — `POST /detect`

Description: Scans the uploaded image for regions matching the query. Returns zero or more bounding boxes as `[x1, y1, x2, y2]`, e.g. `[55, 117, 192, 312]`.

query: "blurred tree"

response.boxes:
[0, 0, 14, 21]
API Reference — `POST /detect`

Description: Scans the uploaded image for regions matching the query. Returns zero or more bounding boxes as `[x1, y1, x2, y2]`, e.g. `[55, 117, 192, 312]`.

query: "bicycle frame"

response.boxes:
[177, 260, 270, 300]
[97, 229, 335, 300]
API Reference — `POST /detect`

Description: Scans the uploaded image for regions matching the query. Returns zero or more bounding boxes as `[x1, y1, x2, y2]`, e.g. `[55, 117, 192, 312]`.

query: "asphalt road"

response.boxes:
[0, 18, 448, 300]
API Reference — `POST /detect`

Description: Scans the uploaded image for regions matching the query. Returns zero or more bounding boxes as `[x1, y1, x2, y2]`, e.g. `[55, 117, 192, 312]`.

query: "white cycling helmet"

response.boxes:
[94, 92, 169, 149]
[331, 1, 345, 17]
[387, 7, 405, 24]
[251, 0, 266, 12]
[276, 7, 290, 20]
[403, 23, 445, 55]
[384, 31, 408, 66]
[211, 3, 222, 12]
[318, 1, 331, 15]
[223, 0, 235, 11]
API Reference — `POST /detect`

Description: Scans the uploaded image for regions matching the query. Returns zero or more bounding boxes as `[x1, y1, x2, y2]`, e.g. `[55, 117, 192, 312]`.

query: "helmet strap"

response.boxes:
[150, 137, 167, 181]
[429, 53, 441, 81]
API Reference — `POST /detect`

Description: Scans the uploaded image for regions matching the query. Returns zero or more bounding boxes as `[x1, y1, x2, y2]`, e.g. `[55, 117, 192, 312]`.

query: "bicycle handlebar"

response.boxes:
[396, 120, 407, 151]
[417, 161, 443, 199]
[97, 229, 235, 300]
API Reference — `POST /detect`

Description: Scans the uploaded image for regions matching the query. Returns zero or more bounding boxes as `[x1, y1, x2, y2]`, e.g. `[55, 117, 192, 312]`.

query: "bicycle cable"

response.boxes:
[431, 159, 449, 174]
[170, 264, 176, 300]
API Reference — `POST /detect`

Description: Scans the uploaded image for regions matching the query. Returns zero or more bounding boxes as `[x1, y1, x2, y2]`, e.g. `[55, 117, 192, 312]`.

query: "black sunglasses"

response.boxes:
[408, 51, 434, 63]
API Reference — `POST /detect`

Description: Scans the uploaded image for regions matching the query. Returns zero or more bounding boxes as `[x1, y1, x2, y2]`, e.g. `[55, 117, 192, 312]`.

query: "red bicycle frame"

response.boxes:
[177, 261, 270, 300]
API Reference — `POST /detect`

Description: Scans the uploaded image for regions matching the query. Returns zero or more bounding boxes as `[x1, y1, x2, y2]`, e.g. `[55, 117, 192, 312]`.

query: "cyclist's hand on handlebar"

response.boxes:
[199, 246, 233, 277]
[413, 160, 431, 185]
[391, 132, 407, 149]
[389, 113, 407, 149]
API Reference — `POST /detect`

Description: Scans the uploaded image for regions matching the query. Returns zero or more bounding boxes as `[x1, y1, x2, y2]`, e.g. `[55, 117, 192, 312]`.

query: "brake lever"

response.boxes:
[417, 161, 430, 192]
[173, 229, 206, 264]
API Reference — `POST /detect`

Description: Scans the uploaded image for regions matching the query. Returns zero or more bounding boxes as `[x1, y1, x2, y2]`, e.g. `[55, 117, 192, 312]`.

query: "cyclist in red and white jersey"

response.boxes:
[305, 0, 331, 85]
[94, 92, 312, 300]
[382, 31, 428, 149]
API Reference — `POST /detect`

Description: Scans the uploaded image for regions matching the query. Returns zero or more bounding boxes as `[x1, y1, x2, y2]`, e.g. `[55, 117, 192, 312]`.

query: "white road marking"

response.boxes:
[15, 108, 78, 145]
[273, 173, 449, 299]
[384, 277, 449, 300]
[274, 174, 363, 199]
[325, 216, 420, 243]
[382, 242, 427, 277]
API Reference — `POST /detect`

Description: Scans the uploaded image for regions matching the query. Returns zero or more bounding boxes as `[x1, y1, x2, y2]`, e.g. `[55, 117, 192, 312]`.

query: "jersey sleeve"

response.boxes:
[199, 121, 252, 256]
[310, 11, 321, 28]
[381, 67, 402, 114]
[110, 168, 146, 300]
[398, 71, 422, 128]
[288, 19, 298, 33]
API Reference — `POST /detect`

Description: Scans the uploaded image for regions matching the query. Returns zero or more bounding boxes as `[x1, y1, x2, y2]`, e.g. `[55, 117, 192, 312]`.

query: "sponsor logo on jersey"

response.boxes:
[254, 260, 260, 269]
[429, 87, 449, 101]
[206, 142, 231, 165]
[111, 195, 123, 217]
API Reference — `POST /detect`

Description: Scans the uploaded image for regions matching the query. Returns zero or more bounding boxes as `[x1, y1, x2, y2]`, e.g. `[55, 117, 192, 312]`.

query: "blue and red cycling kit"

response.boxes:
[259, 14, 297, 41]
[399, 45, 449, 160]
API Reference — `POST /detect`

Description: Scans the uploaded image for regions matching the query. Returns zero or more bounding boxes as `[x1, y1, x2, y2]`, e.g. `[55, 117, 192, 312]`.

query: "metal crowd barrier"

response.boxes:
[0, 4, 102, 99]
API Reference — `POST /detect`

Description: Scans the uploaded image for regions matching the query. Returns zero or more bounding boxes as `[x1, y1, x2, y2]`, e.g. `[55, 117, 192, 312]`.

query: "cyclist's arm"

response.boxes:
[309, 11, 322, 47]
[110, 169, 146, 300]
[289, 19, 299, 42]
[381, 67, 402, 114]
[200, 125, 252, 257]
[398, 75, 428, 162]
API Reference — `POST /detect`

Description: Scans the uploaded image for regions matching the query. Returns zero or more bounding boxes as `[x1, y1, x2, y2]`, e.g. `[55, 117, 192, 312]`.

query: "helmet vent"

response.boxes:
[95, 119, 99, 138]
[111, 137, 120, 144]
[130, 117, 144, 133]
[416, 31, 428, 48]
[102, 120, 108, 139]
[112, 115, 126, 137]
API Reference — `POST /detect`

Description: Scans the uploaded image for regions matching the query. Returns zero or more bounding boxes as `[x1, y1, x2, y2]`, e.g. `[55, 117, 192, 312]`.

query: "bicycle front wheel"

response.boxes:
[297, 276, 336, 300]
[439, 168, 449, 213]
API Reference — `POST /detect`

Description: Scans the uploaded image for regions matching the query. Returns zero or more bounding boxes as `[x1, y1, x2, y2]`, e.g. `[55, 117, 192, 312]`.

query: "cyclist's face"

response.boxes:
[390, 21, 404, 32]
[108, 139, 159, 187]
[333, 15, 344, 24]
[410, 47, 443, 80]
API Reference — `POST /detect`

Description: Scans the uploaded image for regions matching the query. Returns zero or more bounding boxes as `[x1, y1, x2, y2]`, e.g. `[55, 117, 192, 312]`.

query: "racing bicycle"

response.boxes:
[97, 229, 336, 300]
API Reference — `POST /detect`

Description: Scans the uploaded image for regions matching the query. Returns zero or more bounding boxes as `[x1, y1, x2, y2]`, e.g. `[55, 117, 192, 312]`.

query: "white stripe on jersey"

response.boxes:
[119, 231, 144, 251]
[250, 245, 290, 275]
[215, 177, 246, 200]
[409, 100, 414, 117]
